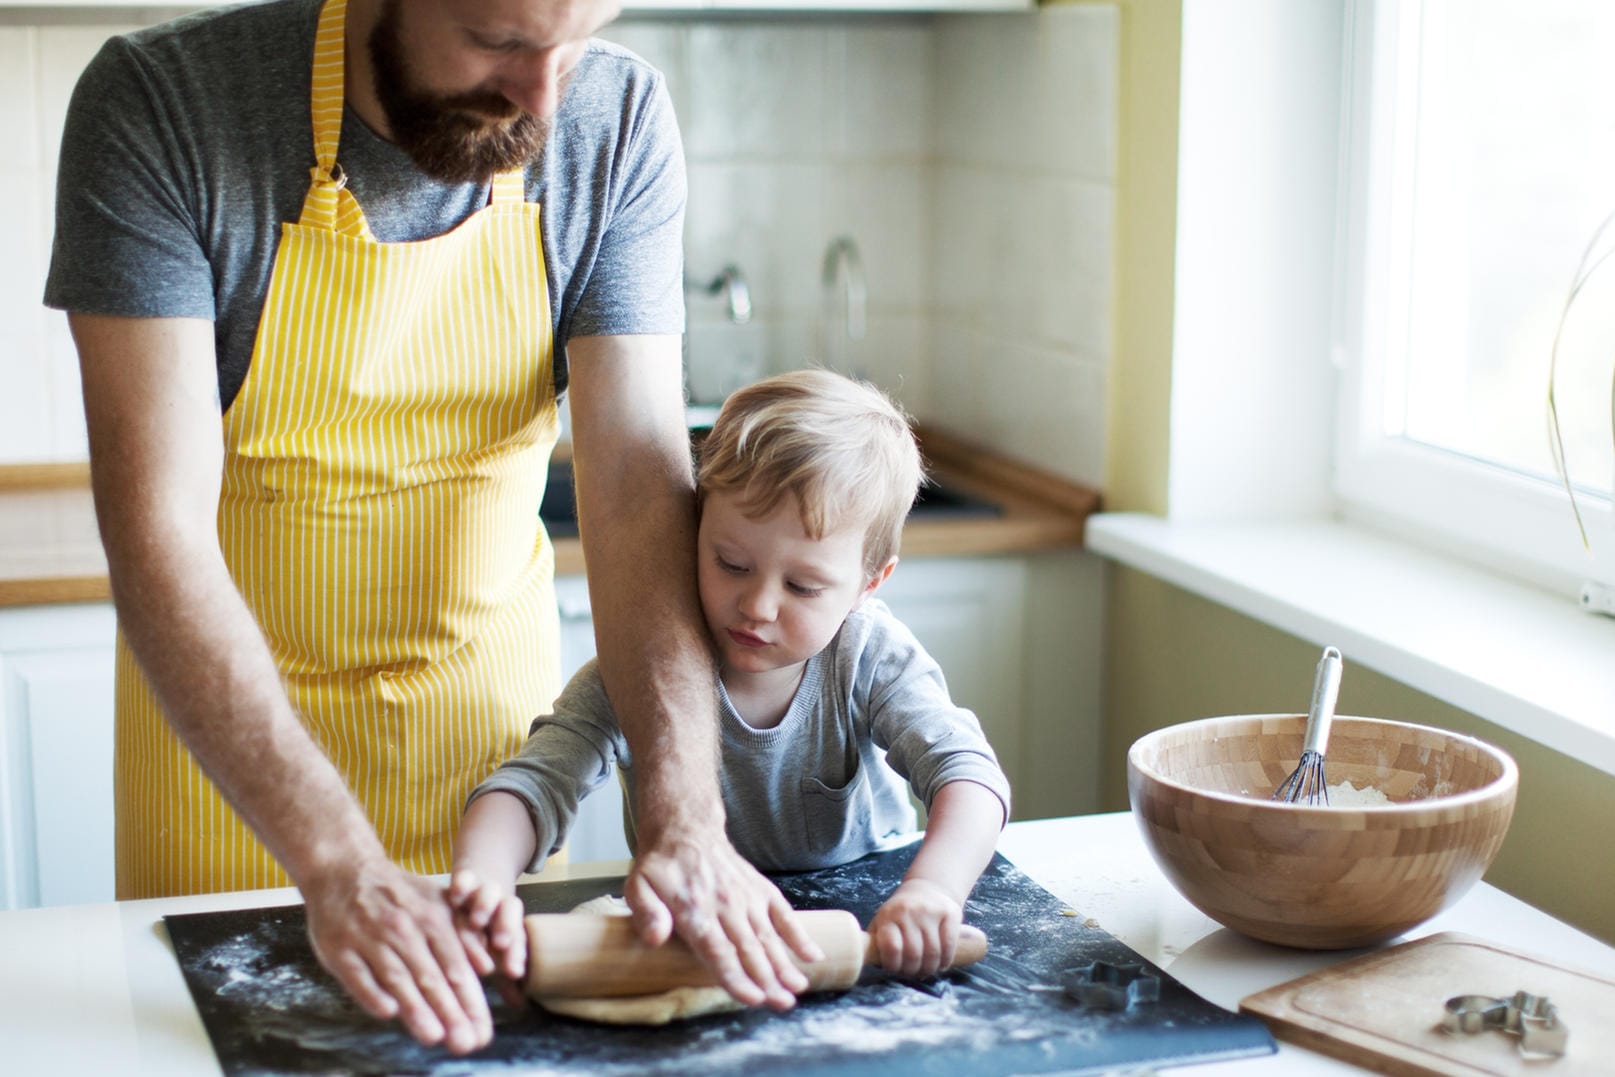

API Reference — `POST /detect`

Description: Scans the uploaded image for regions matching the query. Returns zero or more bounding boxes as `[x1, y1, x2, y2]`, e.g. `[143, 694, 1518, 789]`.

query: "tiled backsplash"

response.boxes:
[1, 5, 1115, 487]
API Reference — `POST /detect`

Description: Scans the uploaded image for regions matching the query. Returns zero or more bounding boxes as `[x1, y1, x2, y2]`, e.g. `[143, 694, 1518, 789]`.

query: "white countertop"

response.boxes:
[4, 811, 1612, 1076]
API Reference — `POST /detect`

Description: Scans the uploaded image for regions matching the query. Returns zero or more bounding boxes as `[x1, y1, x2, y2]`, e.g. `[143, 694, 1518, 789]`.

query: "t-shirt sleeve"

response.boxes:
[467, 660, 629, 873]
[563, 70, 686, 342]
[43, 35, 217, 320]
[856, 607, 1014, 825]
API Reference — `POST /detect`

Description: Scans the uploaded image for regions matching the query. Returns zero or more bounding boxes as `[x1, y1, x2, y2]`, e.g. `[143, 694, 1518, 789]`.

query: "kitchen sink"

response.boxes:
[908, 480, 1005, 521]
[539, 458, 1001, 539]
[540, 460, 580, 538]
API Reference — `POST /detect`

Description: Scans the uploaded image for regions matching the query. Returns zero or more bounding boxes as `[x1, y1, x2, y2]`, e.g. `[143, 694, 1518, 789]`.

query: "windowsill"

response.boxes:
[1086, 512, 1615, 778]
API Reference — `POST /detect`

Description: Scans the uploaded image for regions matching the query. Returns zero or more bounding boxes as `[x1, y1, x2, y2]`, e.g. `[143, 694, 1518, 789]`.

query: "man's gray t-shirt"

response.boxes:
[43, 0, 685, 410]
[472, 600, 1014, 873]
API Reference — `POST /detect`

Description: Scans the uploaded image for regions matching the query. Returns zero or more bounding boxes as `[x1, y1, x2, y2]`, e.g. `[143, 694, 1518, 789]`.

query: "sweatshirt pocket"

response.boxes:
[800, 764, 874, 859]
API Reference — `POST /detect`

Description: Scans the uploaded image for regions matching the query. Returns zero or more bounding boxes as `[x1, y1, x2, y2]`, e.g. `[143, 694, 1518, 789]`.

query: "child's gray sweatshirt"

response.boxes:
[470, 599, 1012, 872]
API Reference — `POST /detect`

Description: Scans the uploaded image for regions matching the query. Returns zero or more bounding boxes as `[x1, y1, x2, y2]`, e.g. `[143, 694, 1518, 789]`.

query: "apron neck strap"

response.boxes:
[302, 0, 526, 232]
[302, 0, 366, 234]
[490, 170, 526, 205]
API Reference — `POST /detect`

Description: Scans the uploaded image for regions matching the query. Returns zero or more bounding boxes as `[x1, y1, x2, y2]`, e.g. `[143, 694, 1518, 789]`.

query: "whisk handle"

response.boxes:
[1304, 646, 1343, 754]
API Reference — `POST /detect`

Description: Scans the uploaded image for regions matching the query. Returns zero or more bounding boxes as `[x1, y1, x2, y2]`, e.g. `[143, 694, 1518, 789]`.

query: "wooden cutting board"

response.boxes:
[1240, 932, 1612, 1076]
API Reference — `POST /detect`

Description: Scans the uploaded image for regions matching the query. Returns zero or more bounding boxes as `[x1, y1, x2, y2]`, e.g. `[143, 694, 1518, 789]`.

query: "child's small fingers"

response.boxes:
[487, 896, 514, 943]
[447, 870, 479, 903]
[874, 921, 904, 971]
[499, 922, 529, 981]
[937, 917, 959, 971]
[495, 974, 530, 1011]
[919, 920, 946, 978]
[900, 921, 927, 978]
[458, 925, 495, 977]
[491, 896, 528, 980]
[467, 886, 504, 930]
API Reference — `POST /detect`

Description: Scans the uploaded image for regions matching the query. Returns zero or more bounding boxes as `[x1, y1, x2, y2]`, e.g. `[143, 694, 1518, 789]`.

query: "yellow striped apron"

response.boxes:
[113, 0, 559, 898]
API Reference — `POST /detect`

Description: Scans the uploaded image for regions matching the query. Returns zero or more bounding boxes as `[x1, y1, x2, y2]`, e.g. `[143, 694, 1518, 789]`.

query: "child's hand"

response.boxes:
[446, 869, 528, 985]
[868, 878, 963, 979]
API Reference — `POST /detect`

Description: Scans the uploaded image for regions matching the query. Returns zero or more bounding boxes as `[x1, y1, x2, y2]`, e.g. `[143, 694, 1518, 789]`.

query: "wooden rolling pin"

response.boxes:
[525, 909, 989, 998]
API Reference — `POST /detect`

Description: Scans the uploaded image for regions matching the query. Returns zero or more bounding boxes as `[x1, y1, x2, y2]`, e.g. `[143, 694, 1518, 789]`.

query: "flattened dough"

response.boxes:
[538, 984, 745, 1025]
[532, 895, 745, 1026]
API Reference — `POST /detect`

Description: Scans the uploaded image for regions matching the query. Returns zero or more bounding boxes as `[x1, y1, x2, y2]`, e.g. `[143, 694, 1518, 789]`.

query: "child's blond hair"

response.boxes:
[698, 369, 925, 575]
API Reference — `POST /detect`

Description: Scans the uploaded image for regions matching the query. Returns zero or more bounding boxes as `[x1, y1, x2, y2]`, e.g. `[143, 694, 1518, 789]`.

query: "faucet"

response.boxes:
[688, 264, 752, 324]
[820, 235, 866, 374]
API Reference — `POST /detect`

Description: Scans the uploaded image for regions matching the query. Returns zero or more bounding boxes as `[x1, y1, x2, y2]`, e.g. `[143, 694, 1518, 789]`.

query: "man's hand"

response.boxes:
[624, 830, 822, 1011]
[303, 855, 493, 1055]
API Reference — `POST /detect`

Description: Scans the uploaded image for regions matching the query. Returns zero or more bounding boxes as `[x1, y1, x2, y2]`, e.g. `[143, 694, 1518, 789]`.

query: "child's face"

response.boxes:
[697, 490, 891, 679]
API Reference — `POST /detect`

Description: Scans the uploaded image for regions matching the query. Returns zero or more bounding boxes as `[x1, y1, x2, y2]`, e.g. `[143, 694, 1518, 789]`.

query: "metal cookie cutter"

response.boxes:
[1062, 961, 1161, 1011]
[1441, 991, 1569, 1058]
[1442, 995, 1511, 1034]
[1505, 991, 1569, 1058]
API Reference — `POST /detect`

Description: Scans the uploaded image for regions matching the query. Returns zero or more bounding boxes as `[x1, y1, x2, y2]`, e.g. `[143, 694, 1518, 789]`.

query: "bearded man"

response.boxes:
[45, 0, 817, 1053]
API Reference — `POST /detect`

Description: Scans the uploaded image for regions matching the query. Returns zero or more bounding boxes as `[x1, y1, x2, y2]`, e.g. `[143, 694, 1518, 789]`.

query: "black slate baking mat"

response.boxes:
[164, 843, 1275, 1076]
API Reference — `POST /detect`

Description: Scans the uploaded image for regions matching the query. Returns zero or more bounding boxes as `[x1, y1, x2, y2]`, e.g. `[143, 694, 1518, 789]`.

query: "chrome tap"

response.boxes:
[820, 235, 866, 373]
[688, 264, 752, 324]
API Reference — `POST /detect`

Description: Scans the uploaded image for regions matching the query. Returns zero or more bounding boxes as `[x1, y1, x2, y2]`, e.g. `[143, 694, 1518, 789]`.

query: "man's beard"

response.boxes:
[367, 0, 552, 184]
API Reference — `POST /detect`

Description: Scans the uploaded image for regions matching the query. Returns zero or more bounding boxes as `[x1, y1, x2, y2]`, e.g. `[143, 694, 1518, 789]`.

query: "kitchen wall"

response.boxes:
[1104, 569, 1615, 946]
[1104, 0, 1615, 947]
[0, 4, 1117, 823]
[0, 9, 136, 463]
[0, 4, 1118, 495]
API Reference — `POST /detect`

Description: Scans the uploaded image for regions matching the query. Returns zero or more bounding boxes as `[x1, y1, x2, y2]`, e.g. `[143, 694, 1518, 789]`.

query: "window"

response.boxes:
[1334, 0, 1615, 596]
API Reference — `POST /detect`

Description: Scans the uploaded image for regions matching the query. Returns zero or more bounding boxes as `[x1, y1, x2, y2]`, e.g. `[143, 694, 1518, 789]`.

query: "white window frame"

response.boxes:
[1332, 0, 1615, 599]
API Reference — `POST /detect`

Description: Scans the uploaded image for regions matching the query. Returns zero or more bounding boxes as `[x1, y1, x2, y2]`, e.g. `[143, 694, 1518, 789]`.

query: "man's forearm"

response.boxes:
[564, 334, 725, 842]
[564, 335, 818, 1004]
[103, 518, 384, 884]
[71, 310, 383, 888]
[575, 455, 722, 839]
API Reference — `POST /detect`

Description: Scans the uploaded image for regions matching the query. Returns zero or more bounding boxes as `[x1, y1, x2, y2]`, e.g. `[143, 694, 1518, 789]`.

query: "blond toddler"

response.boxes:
[451, 369, 1010, 993]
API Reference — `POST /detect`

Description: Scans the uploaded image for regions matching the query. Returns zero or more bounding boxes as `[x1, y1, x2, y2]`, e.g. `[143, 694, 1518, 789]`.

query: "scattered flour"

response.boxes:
[1326, 780, 1392, 806]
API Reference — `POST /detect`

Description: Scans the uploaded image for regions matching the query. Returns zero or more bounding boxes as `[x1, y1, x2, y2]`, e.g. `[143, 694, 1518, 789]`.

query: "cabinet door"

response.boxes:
[551, 577, 631, 864]
[0, 605, 117, 910]
[874, 558, 1028, 809]
[550, 560, 1030, 857]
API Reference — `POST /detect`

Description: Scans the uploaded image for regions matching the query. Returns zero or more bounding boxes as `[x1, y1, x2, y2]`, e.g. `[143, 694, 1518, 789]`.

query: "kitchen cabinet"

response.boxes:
[0, 602, 116, 910]
[0, 587, 633, 908]
[552, 556, 1037, 851]
[0, 552, 1076, 908]
[552, 575, 634, 864]
[875, 557, 1028, 783]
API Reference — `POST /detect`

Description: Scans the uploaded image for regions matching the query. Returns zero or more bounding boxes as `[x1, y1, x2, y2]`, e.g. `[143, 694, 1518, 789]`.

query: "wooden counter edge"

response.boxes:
[915, 425, 1102, 525]
[556, 428, 1101, 573]
[0, 439, 1100, 605]
[0, 576, 112, 607]
[0, 462, 91, 490]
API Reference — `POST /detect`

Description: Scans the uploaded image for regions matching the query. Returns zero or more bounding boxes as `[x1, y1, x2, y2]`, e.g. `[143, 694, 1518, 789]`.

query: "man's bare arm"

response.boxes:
[565, 334, 820, 1008]
[70, 312, 493, 1054]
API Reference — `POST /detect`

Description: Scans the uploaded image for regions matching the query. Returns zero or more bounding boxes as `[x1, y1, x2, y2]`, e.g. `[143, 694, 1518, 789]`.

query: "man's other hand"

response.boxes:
[303, 855, 493, 1054]
[624, 829, 823, 1011]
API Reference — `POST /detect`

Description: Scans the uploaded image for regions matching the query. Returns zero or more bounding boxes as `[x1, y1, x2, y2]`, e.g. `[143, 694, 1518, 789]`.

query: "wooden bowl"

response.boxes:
[1127, 714, 1518, 949]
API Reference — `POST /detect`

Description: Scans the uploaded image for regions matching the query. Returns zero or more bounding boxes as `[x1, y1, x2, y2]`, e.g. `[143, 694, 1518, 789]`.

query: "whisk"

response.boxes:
[1272, 646, 1344, 804]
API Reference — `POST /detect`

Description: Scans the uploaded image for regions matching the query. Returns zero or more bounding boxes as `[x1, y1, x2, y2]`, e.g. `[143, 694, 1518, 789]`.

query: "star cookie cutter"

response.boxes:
[1061, 960, 1161, 1011]
[1440, 991, 1568, 1058]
